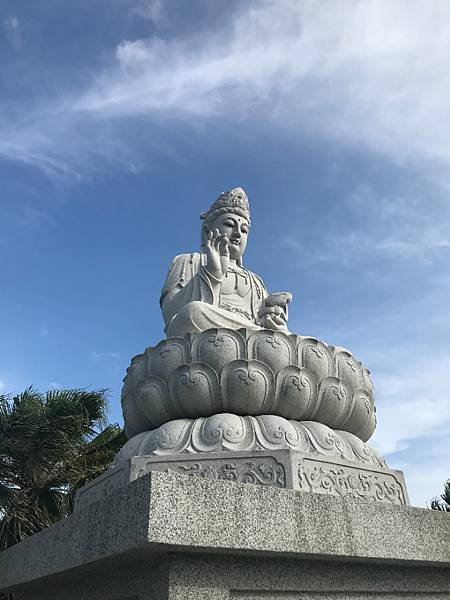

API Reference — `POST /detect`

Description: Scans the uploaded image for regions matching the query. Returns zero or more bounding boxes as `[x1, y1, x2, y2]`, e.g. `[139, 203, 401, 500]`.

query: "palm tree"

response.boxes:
[0, 388, 126, 549]
[430, 479, 450, 512]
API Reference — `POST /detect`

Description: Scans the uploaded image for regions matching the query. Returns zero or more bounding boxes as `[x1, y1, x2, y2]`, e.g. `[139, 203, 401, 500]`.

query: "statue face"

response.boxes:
[208, 212, 249, 260]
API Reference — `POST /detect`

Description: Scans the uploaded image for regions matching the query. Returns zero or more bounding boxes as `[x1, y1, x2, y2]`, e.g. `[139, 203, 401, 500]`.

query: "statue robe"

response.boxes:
[160, 252, 268, 337]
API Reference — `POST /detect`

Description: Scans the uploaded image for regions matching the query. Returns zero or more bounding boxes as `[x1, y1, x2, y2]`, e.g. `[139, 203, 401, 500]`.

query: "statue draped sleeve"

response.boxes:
[160, 253, 220, 329]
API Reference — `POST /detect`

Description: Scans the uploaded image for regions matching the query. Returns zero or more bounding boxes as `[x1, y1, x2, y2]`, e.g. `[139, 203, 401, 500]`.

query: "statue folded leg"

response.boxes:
[166, 301, 262, 337]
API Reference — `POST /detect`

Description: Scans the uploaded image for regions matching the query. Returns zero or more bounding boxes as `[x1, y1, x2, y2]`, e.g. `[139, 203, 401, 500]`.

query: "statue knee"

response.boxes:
[176, 301, 205, 325]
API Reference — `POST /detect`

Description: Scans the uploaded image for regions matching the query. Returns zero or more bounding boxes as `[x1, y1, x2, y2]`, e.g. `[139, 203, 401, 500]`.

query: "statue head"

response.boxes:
[200, 187, 251, 264]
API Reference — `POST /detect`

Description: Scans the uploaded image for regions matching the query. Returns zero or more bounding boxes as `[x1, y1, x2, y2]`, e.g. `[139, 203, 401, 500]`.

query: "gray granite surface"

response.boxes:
[1, 471, 450, 596]
[6, 553, 450, 600]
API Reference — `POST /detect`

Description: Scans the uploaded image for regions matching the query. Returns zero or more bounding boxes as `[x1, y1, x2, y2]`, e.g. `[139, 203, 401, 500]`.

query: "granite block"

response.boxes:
[1, 472, 449, 599]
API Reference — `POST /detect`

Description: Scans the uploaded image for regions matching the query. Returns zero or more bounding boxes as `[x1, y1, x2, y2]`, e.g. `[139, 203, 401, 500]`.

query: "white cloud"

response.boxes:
[372, 359, 450, 456]
[1, 1, 450, 178]
[3, 15, 23, 49]
[364, 347, 450, 507]
[0, 378, 4, 391]
[397, 448, 450, 508]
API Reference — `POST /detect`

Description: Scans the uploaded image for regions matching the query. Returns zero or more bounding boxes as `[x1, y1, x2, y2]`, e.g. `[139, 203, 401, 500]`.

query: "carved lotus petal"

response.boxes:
[191, 413, 255, 452]
[315, 377, 351, 430]
[255, 414, 302, 449]
[113, 429, 149, 464]
[148, 337, 190, 380]
[339, 430, 386, 467]
[168, 363, 220, 419]
[135, 376, 173, 430]
[115, 414, 387, 469]
[247, 331, 296, 375]
[121, 329, 377, 442]
[123, 353, 147, 393]
[301, 421, 350, 460]
[221, 360, 275, 415]
[362, 367, 375, 397]
[191, 328, 246, 374]
[139, 418, 192, 456]
[340, 389, 376, 442]
[274, 366, 317, 420]
[297, 338, 333, 381]
[122, 392, 147, 439]
[334, 350, 363, 390]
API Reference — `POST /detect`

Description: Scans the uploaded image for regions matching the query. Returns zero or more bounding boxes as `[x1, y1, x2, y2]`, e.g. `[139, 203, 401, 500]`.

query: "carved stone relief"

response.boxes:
[122, 328, 376, 442]
[298, 461, 406, 505]
[114, 414, 385, 468]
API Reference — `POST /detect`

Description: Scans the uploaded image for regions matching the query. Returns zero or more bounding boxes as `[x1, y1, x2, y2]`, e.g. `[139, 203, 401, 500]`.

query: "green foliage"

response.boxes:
[0, 388, 126, 549]
[430, 479, 450, 512]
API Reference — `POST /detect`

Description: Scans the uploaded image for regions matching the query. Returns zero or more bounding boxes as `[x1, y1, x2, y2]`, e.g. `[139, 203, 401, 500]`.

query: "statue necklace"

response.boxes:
[226, 265, 249, 290]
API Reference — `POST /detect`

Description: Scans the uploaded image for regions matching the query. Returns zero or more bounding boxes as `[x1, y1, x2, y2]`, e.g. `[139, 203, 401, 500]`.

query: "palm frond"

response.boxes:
[0, 387, 125, 550]
[430, 479, 450, 512]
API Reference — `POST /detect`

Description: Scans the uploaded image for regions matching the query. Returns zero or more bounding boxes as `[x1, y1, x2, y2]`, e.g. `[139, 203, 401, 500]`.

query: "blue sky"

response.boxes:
[1, 0, 450, 507]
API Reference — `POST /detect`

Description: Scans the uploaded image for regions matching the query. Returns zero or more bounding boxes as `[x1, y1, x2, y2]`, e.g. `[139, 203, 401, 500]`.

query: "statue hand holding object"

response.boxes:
[258, 291, 292, 331]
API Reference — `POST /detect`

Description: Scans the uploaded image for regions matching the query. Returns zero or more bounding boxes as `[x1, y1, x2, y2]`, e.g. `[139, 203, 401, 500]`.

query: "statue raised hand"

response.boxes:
[204, 228, 230, 281]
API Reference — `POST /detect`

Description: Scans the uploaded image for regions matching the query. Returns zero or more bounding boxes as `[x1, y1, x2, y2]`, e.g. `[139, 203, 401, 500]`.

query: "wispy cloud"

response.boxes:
[281, 183, 450, 268]
[363, 342, 450, 507]
[3, 15, 23, 49]
[1, 1, 450, 179]
[372, 352, 450, 456]
[0, 378, 4, 391]
[395, 437, 450, 507]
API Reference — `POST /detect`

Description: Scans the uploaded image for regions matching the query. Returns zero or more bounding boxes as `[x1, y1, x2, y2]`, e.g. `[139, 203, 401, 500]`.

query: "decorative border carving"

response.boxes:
[169, 458, 287, 488]
[298, 460, 406, 505]
[75, 449, 408, 511]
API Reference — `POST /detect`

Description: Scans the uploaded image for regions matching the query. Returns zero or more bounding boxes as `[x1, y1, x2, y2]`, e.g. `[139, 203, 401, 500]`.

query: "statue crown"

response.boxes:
[200, 187, 251, 224]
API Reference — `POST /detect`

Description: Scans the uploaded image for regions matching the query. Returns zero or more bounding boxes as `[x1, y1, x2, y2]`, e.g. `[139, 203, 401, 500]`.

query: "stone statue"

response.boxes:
[76, 185, 409, 510]
[160, 187, 292, 337]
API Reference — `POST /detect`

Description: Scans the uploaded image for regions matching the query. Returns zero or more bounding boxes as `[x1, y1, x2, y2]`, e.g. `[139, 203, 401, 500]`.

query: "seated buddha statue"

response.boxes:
[160, 187, 292, 337]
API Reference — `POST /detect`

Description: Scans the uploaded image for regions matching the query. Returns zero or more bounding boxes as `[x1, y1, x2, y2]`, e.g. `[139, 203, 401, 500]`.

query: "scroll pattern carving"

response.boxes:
[298, 463, 405, 505]
[122, 328, 376, 442]
[172, 458, 286, 487]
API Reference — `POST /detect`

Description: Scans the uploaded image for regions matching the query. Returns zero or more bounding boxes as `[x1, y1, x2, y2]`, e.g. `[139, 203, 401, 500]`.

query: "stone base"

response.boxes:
[4, 553, 450, 600]
[74, 449, 409, 511]
[1, 472, 449, 600]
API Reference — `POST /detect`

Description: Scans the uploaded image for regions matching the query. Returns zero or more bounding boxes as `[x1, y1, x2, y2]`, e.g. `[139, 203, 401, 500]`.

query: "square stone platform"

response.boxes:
[1, 471, 450, 599]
